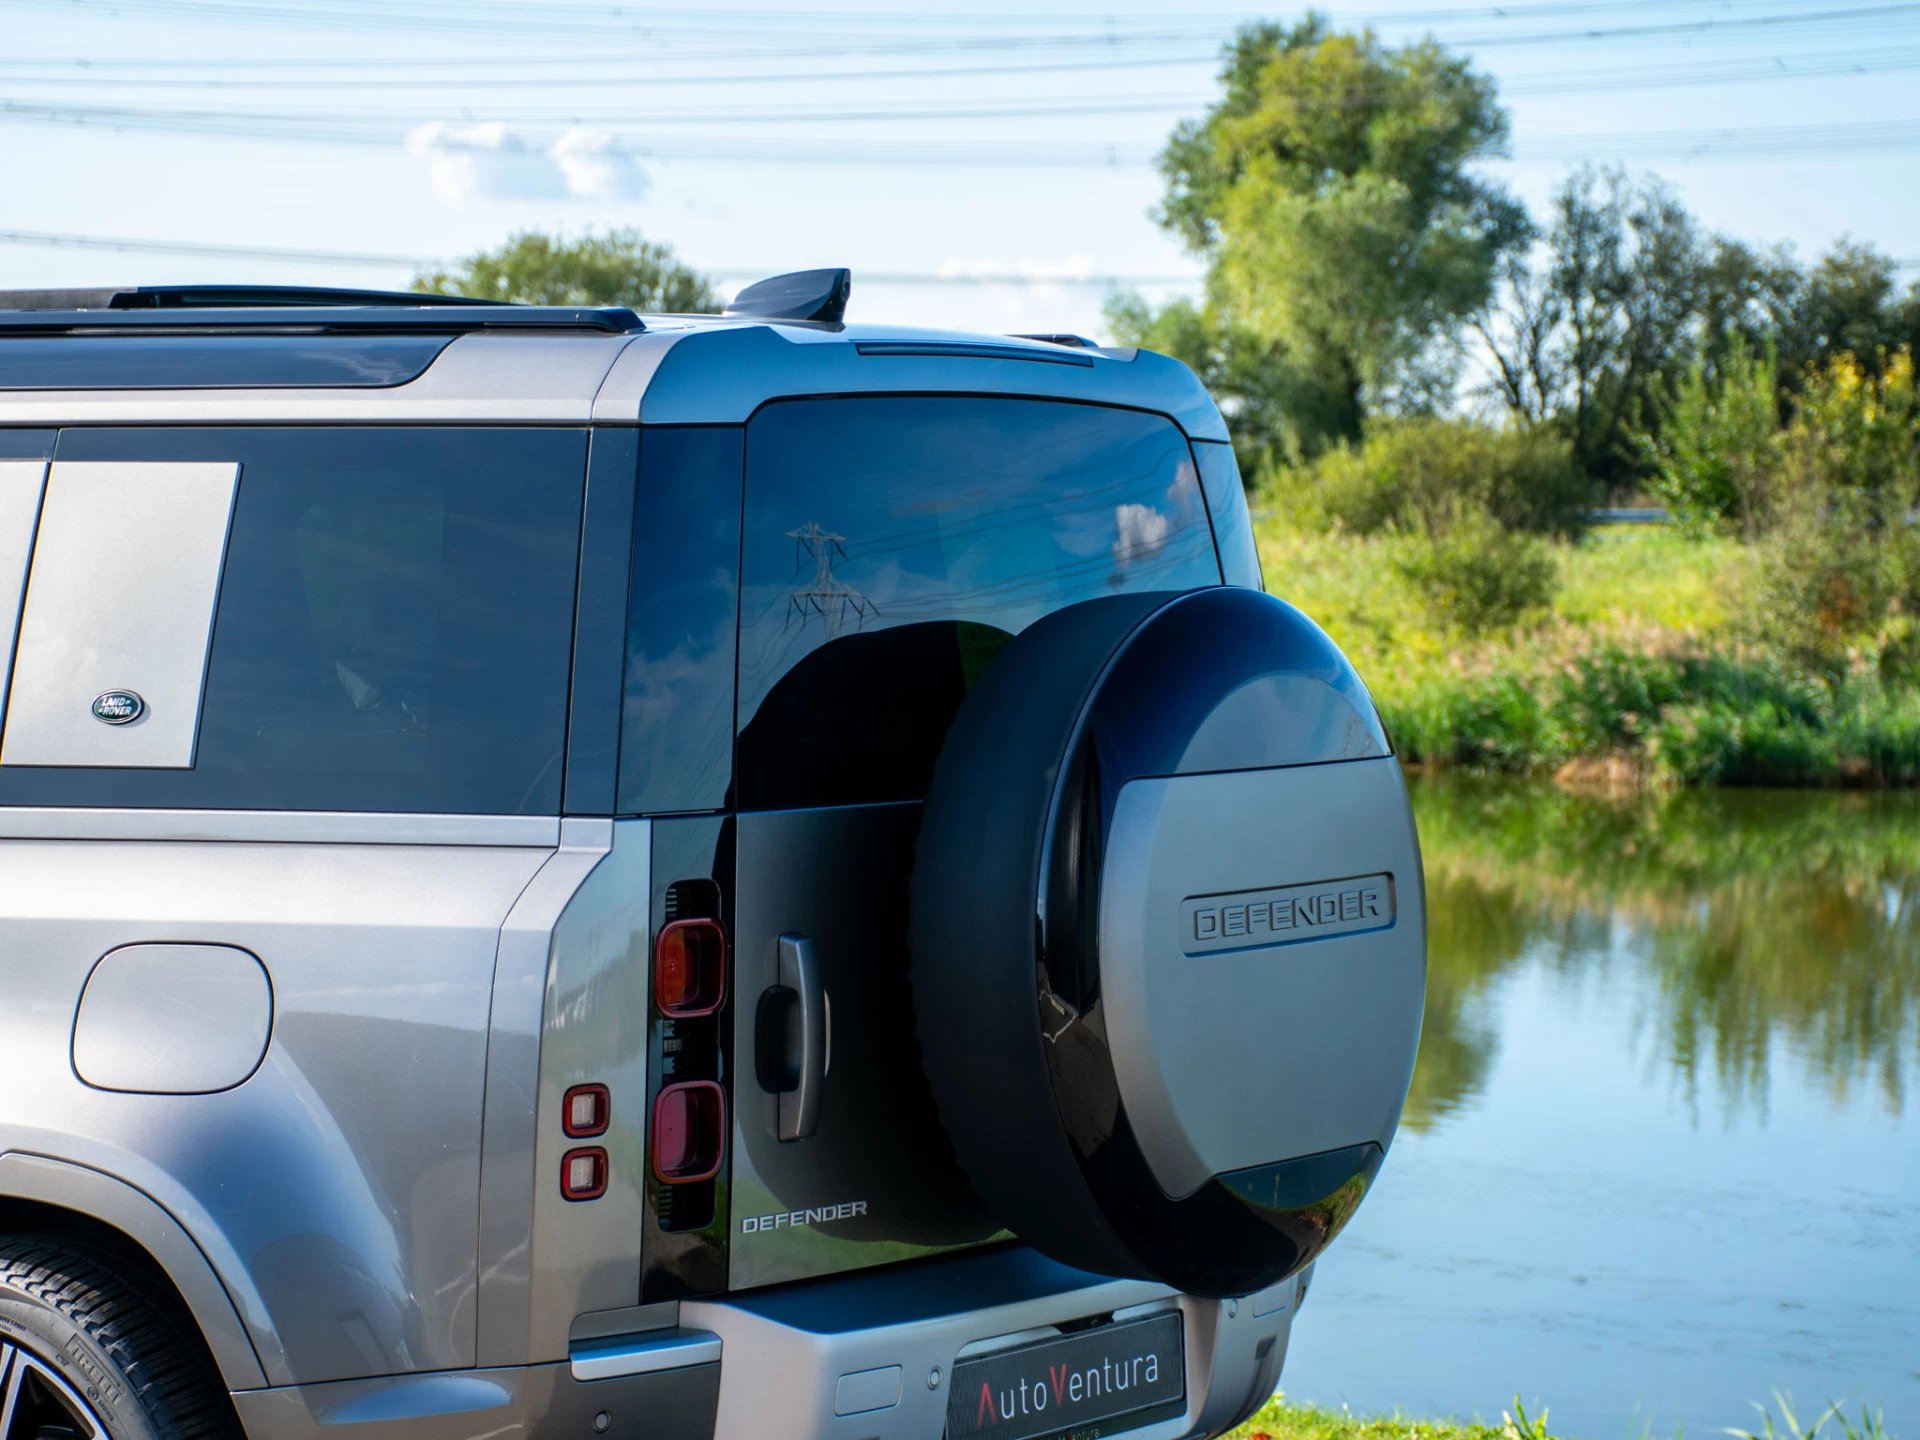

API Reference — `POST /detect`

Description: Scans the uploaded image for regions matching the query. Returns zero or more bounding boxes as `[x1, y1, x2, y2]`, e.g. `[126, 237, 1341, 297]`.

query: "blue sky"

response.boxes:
[1, 0, 1912, 340]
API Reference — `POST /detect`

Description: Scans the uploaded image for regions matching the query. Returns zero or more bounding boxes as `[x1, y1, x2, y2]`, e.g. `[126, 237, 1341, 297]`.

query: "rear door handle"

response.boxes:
[757, 933, 828, 1141]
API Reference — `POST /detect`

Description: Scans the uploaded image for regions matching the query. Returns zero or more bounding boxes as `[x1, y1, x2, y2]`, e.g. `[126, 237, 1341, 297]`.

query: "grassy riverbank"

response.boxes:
[1225, 1394, 1897, 1440]
[1258, 521, 1920, 787]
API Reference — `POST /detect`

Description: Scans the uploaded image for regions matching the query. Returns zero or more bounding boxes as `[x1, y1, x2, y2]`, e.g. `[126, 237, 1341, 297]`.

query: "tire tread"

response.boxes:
[0, 1233, 240, 1440]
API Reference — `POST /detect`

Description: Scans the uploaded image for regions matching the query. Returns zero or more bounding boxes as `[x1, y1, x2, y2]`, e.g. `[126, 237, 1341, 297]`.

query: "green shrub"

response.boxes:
[1749, 484, 1920, 681]
[1380, 671, 1549, 771]
[1389, 506, 1560, 635]
[1298, 417, 1592, 539]
[1639, 335, 1780, 538]
[1738, 349, 1920, 679]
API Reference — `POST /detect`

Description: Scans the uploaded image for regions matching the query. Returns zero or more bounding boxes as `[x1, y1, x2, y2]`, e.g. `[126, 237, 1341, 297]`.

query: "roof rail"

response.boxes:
[724, 268, 851, 324]
[0, 292, 644, 336]
[0, 284, 500, 312]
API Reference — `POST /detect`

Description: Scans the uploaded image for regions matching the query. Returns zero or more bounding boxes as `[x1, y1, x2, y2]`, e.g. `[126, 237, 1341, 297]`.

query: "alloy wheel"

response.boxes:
[0, 1341, 106, 1440]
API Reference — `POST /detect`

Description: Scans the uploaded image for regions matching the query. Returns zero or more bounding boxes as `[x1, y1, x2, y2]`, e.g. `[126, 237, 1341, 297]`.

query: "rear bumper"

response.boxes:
[232, 1247, 1300, 1440]
[683, 1246, 1300, 1440]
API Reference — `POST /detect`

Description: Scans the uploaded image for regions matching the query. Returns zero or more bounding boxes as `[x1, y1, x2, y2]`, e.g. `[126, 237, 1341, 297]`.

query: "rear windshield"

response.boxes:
[736, 395, 1222, 810]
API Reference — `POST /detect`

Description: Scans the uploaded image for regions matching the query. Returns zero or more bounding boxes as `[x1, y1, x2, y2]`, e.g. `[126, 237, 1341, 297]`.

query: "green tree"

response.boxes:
[1103, 289, 1340, 473]
[1792, 240, 1920, 377]
[1478, 167, 1705, 491]
[1752, 350, 1920, 677]
[413, 228, 716, 312]
[1638, 335, 1780, 538]
[1152, 16, 1525, 452]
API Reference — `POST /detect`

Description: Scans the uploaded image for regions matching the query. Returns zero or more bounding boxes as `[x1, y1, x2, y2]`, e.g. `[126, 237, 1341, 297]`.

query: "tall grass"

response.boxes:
[1225, 1393, 1896, 1440]
[1257, 520, 1920, 787]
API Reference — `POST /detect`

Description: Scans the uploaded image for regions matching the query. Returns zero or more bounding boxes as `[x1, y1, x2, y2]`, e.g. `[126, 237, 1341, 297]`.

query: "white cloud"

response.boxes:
[1113, 502, 1173, 569]
[404, 121, 647, 205]
[548, 128, 649, 203]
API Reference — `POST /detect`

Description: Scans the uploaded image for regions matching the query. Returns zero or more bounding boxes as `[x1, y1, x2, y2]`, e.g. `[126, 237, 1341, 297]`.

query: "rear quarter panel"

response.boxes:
[0, 835, 552, 1386]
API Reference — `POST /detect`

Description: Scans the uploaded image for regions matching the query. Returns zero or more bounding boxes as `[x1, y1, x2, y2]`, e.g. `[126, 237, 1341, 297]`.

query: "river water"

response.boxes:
[1282, 777, 1920, 1437]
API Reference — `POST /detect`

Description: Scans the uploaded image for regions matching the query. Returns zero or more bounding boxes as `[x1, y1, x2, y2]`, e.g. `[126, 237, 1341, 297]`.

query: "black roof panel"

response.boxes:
[0, 333, 453, 390]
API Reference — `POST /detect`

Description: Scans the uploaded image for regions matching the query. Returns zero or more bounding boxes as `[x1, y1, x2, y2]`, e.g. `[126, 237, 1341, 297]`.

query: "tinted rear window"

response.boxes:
[0, 334, 449, 390]
[0, 427, 585, 814]
[737, 396, 1221, 809]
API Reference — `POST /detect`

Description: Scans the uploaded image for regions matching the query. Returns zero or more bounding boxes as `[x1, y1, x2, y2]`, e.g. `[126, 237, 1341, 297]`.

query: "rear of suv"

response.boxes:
[0, 273, 1425, 1440]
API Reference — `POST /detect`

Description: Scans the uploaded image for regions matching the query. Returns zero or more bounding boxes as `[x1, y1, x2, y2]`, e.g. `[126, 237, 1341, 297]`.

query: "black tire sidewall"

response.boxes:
[0, 1284, 166, 1440]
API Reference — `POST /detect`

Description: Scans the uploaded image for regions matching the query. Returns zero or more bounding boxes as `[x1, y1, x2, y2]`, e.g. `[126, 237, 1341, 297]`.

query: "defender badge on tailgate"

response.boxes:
[91, 690, 146, 725]
[1182, 873, 1394, 955]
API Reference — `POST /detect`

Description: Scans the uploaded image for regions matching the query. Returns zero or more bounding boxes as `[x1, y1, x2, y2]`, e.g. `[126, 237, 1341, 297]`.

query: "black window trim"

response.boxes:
[0, 423, 589, 817]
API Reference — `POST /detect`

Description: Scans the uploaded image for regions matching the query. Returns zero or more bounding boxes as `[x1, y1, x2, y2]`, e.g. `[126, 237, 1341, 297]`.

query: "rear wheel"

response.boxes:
[0, 1237, 238, 1440]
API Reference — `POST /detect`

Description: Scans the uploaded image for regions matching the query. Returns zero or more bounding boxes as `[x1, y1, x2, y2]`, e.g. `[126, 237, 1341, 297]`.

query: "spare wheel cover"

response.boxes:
[909, 587, 1426, 1298]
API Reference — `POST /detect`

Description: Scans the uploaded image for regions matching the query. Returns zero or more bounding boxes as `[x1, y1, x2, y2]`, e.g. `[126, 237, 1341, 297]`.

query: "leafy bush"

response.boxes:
[1379, 671, 1549, 770]
[1639, 335, 1780, 537]
[1779, 349, 1920, 505]
[1298, 417, 1591, 539]
[1389, 505, 1559, 634]
[1733, 350, 1920, 679]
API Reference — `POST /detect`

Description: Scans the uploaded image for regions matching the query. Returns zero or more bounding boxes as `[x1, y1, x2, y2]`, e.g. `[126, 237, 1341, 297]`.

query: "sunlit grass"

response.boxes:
[1223, 1393, 1896, 1440]
[1253, 517, 1920, 786]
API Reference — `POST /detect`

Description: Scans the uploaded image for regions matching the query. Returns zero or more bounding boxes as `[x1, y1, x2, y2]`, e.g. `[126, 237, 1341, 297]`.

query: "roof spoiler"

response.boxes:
[723, 268, 851, 324]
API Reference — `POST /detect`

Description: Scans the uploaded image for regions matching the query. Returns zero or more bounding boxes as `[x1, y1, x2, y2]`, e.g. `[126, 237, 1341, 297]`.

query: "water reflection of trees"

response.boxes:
[1404, 778, 1920, 1126]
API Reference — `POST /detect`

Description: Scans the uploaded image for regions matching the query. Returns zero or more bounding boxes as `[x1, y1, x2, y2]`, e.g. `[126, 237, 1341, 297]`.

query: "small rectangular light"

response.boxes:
[563, 1083, 610, 1139]
[652, 1080, 725, 1184]
[561, 1146, 608, 1202]
[655, 918, 727, 1018]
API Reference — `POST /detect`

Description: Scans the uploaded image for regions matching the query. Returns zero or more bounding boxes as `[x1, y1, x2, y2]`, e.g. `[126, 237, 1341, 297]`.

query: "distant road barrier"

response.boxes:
[1247, 507, 1671, 525]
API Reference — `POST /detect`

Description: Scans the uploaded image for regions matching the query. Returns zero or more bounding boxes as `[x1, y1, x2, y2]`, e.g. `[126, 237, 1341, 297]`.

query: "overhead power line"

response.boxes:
[5, 98, 1920, 168]
[4, 43, 1915, 114]
[0, 0, 1774, 36]
[0, 228, 1206, 288]
[5, 0, 1915, 51]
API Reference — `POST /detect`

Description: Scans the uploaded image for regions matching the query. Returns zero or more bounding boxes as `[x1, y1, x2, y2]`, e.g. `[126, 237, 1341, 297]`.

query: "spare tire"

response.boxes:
[909, 587, 1425, 1298]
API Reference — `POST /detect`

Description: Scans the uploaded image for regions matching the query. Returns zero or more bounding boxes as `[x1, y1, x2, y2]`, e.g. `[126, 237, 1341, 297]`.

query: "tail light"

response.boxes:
[563, 1083, 610, 1138]
[653, 1080, 726, 1184]
[655, 918, 727, 1017]
[561, 1147, 609, 1202]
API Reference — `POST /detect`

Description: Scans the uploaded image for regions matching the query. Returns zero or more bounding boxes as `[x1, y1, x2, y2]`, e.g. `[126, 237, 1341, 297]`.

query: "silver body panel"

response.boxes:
[4, 460, 238, 767]
[0, 823, 563, 1386]
[72, 942, 273, 1095]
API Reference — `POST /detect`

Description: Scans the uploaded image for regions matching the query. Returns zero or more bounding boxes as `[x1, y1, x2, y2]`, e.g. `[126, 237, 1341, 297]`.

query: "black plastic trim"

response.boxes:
[563, 429, 641, 816]
[853, 340, 1094, 368]
[0, 428, 55, 459]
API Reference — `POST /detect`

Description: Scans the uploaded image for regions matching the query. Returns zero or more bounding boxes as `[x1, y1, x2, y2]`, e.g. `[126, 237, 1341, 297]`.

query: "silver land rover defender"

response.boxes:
[0, 271, 1426, 1440]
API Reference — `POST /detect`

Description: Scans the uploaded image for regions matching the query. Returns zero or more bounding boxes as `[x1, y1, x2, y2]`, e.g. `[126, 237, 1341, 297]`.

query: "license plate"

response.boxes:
[947, 1312, 1186, 1440]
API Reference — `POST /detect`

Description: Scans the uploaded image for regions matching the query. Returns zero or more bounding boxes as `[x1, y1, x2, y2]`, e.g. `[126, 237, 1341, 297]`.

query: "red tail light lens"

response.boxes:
[563, 1083, 610, 1139]
[561, 1146, 608, 1202]
[655, 918, 727, 1018]
[652, 1080, 726, 1184]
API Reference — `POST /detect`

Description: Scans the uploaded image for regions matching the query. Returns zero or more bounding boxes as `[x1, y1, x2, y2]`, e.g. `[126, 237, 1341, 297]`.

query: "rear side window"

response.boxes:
[737, 396, 1221, 810]
[0, 427, 585, 814]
